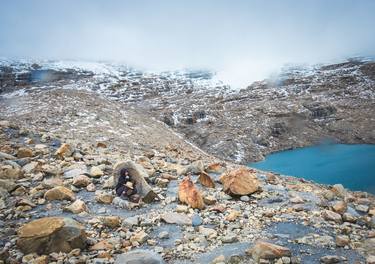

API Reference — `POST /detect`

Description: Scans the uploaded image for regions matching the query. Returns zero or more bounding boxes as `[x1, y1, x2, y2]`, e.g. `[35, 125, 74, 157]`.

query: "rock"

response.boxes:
[95, 191, 113, 204]
[0, 151, 16, 160]
[343, 212, 357, 223]
[356, 204, 369, 213]
[366, 255, 375, 264]
[247, 241, 291, 262]
[199, 226, 217, 238]
[72, 175, 91, 187]
[211, 255, 226, 264]
[44, 186, 75, 201]
[158, 231, 169, 239]
[331, 184, 346, 198]
[204, 195, 217, 205]
[86, 183, 96, 192]
[225, 210, 240, 221]
[336, 235, 350, 247]
[64, 200, 87, 214]
[122, 216, 139, 227]
[0, 179, 16, 192]
[0, 164, 22, 179]
[17, 147, 34, 158]
[113, 161, 158, 203]
[322, 210, 342, 223]
[114, 249, 165, 264]
[192, 214, 203, 226]
[156, 178, 169, 188]
[55, 143, 73, 158]
[320, 255, 341, 263]
[184, 160, 204, 174]
[42, 177, 63, 188]
[161, 212, 192, 225]
[220, 167, 260, 196]
[222, 234, 238, 243]
[17, 217, 86, 254]
[64, 166, 88, 179]
[240, 196, 250, 202]
[22, 161, 39, 173]
[130, 230, 149, 244]
[198, 172, 215, 188]
[101, 216, 121, 228]
[90, 166, 104, 178]
[176, 204, 189, 213]
[112, 196, 130, 208]
[178, 176, 204, 209]
[332, 201, 347, 214]
[205, 163, 226, 174]
[369, 208, 375, 216]
[103, 176, 115, 189]
[90, 239, 114, 251]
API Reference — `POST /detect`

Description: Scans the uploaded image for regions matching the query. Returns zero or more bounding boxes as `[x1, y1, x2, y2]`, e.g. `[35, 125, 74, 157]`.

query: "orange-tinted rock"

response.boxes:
[205, 163, 226, 173]
[178, 177, 204, 209]
[17, 217, 86, 254]
[198, 172, 215, 188]
[220, 167, 260, 196]
[247, 241, 291, 262]
[17, 148, 34, 158]
[44, 186, 75, 201]
[54, 143, 73, 158]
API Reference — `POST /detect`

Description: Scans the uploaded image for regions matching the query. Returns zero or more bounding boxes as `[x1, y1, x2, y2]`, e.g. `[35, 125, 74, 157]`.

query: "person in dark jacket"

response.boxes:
[115, 168, 140, 202]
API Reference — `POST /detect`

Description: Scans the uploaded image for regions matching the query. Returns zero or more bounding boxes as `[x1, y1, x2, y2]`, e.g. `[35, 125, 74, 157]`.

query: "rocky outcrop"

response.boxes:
[17, 217, 86, 254]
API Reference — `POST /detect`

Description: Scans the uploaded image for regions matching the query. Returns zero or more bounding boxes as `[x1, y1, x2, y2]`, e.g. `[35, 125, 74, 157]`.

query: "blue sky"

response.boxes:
[1, 0, 374, 85]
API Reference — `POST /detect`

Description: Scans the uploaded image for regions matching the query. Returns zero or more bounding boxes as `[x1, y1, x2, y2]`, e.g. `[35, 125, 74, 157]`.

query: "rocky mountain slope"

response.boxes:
[1, 58, 374, 163]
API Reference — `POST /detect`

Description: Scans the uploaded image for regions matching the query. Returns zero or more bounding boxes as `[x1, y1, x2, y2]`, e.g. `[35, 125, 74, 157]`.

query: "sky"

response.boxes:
[1, 0, 375, 87]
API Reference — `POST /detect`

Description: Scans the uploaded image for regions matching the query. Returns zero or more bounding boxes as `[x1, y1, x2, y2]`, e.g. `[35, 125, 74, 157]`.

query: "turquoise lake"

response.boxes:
[249, 144, 375, 194]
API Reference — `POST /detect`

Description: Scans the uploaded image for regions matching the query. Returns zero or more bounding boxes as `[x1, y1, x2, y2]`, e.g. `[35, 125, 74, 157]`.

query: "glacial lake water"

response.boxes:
[249, 144, 375, 194]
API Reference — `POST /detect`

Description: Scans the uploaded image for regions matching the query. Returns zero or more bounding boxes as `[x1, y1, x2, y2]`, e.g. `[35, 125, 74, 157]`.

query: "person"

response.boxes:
[115, 168, 140, 203]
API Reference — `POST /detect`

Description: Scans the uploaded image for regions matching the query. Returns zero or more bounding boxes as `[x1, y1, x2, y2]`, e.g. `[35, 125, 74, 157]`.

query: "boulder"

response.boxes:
[247, 241, 291, 262]
[0, 165, 22, 179]
[336, 235, 350, 247]
[90, 166, 104, 178]
[332, 201, 347, 214]
[17, 217, 86, 254]
[64, 200, 87, 214]
[323, 210, 342, 223]
[198, 172, 215, 188]
[113, 161, 158, 203]
[101, 216, 121, 228]
[220, 167, 260, 196]
[95, 191, 113, 204]
[72, 175, 91, 187]
[17, 148, 34, 158]
[205, 163, 226, 174]
[178, 176, 204, 209]
[114, 249, 165, 264]
[44, 186, 75, 201]
[0, 179, 17, 192]
[54, 143, 73, 158]
[161, 212, 192, 225]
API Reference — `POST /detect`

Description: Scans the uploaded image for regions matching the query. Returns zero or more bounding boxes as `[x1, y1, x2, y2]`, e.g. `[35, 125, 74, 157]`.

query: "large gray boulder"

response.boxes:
[113, 161, 158, 203]
[115, 249, 165, 264]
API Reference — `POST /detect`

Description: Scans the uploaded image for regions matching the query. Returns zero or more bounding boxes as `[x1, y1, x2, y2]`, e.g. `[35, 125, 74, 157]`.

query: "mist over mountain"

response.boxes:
[1, 0, 375, 87]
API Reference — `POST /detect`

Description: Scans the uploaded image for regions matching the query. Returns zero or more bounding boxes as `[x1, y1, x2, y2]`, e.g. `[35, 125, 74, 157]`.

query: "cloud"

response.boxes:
[1, 0, 374, 87]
